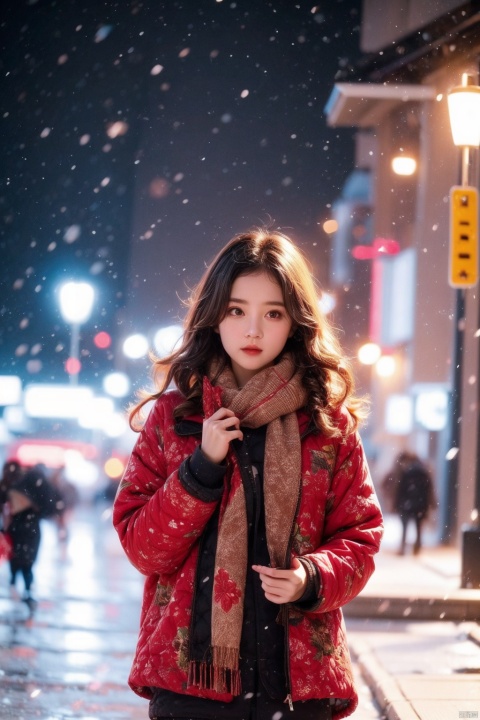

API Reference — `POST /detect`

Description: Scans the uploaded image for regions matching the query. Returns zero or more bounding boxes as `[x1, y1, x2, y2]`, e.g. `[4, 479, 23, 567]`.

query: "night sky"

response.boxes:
[1, 0, 362, 390]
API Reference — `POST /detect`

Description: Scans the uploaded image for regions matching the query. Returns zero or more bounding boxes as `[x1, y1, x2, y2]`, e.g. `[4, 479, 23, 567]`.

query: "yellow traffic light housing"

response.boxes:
[449, 186, 478, 288]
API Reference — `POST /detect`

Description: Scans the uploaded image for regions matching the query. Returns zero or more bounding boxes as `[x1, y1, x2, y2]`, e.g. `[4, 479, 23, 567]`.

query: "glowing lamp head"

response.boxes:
[447, 74, 480, 148]
[59, 281, 95, 324]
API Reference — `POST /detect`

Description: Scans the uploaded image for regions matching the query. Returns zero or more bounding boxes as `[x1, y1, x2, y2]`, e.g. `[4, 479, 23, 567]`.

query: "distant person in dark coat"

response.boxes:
[7, 464, 60, 609]
[383, 452, 436, 555]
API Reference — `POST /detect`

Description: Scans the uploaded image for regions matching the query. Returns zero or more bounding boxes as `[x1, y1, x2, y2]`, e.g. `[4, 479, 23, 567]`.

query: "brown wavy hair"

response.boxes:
[130, 229, 367, 437]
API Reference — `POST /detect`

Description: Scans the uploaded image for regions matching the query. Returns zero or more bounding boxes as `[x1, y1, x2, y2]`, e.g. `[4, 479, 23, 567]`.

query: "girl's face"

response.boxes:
[216, 271, 294, 387]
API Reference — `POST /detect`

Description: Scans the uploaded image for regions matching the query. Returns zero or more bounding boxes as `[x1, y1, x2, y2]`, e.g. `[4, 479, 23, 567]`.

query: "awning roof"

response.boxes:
[325, 82, 437, 128]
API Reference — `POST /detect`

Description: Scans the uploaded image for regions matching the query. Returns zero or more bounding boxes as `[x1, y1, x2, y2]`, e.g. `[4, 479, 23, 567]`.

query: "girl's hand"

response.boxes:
[201, 407, 243, 464]
[252, 556, 307, 604]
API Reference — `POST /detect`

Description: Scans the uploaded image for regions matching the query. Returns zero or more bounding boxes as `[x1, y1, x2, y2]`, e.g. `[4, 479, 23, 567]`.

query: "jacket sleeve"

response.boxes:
[112, 398, 222, 577]
[303, 427, 383, 614]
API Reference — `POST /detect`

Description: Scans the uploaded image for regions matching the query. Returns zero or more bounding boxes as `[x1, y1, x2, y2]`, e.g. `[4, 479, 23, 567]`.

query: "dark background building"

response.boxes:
[1, 0, 362, 389]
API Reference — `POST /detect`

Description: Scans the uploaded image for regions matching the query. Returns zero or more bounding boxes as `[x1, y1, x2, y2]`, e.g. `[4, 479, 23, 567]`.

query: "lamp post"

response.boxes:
[58, 281, 95, 385]
[447, 72, 480, 587]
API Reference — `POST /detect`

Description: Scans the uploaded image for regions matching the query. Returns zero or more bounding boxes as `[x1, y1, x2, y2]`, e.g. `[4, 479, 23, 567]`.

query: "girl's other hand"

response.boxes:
[201, 407, 243, 464]
[252, 557, 307, 604]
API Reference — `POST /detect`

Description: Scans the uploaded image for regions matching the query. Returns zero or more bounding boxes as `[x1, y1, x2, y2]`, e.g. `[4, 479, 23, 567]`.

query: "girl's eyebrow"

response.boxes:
[229, 297, 286, 307]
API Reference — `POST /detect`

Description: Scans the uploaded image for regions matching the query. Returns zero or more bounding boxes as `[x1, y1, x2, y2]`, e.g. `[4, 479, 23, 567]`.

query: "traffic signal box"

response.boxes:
[449, 186, 478, 288]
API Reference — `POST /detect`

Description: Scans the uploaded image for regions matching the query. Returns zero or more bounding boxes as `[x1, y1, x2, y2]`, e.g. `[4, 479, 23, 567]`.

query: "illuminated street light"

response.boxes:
[58, 281, 95, 385]
[446, 72, 480, 587]
[375, 355, 396, 378]
[391, 155, 417, 176]
[447, 74, 480, 149]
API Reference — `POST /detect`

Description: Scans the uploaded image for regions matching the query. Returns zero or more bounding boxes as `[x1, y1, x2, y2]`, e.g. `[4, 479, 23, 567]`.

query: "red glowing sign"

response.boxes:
[351, 237, 400, 260]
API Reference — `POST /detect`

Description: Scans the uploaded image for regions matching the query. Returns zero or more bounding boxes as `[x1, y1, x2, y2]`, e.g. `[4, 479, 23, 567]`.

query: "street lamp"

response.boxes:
[447, 72, 480, 587]
[58, 281, 95, 385]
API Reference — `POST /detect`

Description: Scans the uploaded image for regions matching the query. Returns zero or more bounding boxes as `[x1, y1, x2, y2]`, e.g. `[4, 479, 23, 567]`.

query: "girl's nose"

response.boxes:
[245, 319, 263, 339]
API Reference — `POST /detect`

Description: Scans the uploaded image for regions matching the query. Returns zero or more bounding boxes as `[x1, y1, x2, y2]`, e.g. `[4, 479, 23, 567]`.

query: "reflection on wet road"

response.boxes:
[0, 504, 145, 719]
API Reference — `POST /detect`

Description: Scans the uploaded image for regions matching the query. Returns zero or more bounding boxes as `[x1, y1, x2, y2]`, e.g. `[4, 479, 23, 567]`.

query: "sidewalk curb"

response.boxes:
[349, 637, 420, 720]
[344, 592, 480, 622]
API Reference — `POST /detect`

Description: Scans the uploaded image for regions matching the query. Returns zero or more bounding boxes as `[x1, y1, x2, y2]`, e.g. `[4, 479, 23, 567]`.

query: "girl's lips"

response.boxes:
[241, 347, 262, 355]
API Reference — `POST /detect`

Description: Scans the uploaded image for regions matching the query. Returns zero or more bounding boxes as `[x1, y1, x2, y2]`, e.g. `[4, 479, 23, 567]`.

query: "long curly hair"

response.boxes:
[130, 229, 367, 437]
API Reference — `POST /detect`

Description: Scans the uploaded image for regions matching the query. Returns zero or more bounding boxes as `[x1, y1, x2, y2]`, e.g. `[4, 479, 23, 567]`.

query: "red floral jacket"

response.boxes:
[113, 387, 383, 719]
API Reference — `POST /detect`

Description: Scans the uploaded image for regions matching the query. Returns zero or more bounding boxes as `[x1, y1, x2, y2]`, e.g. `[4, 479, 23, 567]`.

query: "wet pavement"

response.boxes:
[0, 504, 145, 720]
[0, 504, 384, 720]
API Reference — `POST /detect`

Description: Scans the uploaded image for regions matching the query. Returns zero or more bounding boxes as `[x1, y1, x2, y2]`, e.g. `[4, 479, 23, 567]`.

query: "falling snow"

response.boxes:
[1, 0, 362, 385]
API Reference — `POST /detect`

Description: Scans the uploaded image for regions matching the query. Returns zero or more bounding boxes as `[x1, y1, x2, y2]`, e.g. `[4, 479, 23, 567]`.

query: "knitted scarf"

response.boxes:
[188, 354, 307, 696]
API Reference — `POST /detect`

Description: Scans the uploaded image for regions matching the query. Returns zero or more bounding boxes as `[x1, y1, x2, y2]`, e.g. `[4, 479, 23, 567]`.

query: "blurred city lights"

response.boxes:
[65, 357, 82, 375]
[0, 375, 22, 405]
[391, 155, 417, 176]
[322, 219, 338, 234]
[0, 419, 11, 444]
[415, 388, 448, 431]
[357, 342, 382, 365]
[11, 438, 97, 468]
[103, 371, 131, 398]
[318, 292, 336, 315]
[58, 281, 95, 324]
[385, 394, 413, 435]
[64, 451, 99, 488]
[3, 405, 29, 433]
[78, 396, 115, 430]
[103, 411, 129, 438]
[104, 457, 125, 479]
[123, 333, 149, 359]
[93, 331, 112, 349]
[375, 355, 397, 377]
[153, 324, 183, 356]
[24, 384, 94, 419]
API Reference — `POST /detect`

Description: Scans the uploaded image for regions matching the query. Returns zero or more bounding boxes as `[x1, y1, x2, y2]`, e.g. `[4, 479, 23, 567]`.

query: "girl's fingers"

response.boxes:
[252, 564, 287, 579]
[209, 407, 236, 421]
[251, 562, 307, 603]
[201, 407, 242, 463]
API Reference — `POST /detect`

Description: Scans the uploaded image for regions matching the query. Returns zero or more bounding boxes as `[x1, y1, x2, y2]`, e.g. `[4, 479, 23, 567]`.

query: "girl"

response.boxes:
[113, 230, 383, 720]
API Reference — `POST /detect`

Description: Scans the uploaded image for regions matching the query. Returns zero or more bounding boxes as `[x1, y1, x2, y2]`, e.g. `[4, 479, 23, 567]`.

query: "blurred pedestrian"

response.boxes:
[383, 451, 436, 555]
[7, 464, 60, 610]
[113, 229, 383, 719]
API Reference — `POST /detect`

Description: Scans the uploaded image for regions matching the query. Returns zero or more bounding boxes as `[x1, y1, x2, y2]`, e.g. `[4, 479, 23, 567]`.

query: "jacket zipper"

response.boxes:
[283, 476, 303, 711]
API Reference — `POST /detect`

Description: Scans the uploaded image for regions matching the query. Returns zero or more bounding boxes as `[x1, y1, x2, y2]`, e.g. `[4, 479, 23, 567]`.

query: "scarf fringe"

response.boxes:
[188, 647, 241, 696]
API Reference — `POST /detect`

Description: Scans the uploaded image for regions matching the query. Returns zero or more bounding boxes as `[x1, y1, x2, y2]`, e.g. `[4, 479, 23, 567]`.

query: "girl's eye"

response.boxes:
[267, 310, 282, 319]
[227, 306, 243, 316]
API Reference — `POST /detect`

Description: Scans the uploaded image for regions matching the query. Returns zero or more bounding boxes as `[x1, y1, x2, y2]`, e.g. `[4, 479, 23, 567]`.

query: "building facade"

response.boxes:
[325, 0, 480, 543]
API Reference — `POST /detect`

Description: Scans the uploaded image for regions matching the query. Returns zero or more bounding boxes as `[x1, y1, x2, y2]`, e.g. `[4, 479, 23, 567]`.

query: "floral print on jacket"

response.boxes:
[113, 387, 383, 719]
